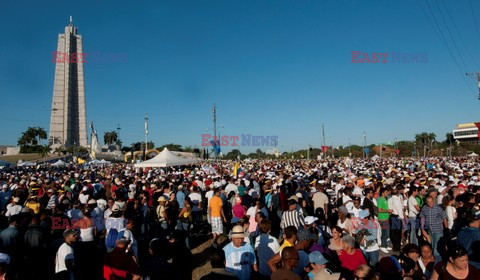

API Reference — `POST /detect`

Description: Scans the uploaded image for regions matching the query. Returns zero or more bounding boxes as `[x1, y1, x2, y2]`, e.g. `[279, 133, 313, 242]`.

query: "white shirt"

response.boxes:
[388, 195, 404, 218]
[55, 243, 74, 274]
[205, 190, 214, 206]
[104, 208, 112, 219]
[5, 204, 22, 217]
[225, 183, 238, 195]
[446, 206, 456, 229]
[189, 192, 202, 211]
[79, 193, 89, 204]
[408, 196, 419, 217]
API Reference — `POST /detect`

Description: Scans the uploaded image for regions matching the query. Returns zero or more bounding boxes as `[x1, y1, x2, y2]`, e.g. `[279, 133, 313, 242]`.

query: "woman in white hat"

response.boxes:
[156, 196, 169, 230]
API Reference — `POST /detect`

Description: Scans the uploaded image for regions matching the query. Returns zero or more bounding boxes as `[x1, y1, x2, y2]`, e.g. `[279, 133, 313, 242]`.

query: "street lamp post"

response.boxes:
[144, 113, 149, 161]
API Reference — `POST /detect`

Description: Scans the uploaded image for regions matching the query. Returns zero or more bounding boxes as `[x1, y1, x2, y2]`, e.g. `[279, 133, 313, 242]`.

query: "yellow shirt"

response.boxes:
[209, 196, 223, 218]
[25, 202, 40, 214]
[279, 239, 293, 253]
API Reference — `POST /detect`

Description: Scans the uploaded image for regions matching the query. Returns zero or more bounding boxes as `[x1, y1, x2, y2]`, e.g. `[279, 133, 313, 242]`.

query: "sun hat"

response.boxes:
[231, 225, 246, 238]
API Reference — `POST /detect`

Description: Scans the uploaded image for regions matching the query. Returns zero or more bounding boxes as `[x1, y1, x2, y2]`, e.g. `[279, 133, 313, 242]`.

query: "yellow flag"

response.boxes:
[233, 162, 239, 178]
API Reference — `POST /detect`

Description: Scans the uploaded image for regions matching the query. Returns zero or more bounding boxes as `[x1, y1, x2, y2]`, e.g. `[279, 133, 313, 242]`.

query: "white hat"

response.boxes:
[13, 197, 20, 203]
[87, 199, 97, 205]
[231, 225, 246, 238]
[305, 216, 318, 225]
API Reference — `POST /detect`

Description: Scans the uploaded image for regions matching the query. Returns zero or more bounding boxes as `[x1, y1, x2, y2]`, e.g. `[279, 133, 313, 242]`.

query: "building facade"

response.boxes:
[49, 17, 87, 147]
[452, 123, 480, 143]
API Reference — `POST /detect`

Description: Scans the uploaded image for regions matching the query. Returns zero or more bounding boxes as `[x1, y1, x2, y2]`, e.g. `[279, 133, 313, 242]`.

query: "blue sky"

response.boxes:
[1, 0, 480, 153]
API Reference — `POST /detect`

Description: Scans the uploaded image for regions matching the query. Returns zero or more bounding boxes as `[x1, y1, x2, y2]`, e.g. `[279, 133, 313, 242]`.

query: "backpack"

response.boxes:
[317, 225, 332, 247]
[105, 228, 119, 249]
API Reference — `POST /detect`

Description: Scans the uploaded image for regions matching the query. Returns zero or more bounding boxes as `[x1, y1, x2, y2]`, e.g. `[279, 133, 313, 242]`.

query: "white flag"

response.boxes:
[145, 121, 148, 135]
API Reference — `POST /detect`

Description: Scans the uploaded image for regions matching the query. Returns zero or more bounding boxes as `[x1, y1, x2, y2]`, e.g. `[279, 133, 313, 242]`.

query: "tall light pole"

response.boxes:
[363, 132, 367, 158]
[117, 123, 121, 148]
[322, 123, 326, 158]
[144, 113, 149, 160]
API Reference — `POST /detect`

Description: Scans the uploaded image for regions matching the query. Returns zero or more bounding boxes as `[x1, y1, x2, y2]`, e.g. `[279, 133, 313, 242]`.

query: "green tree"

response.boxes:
[131, 141, 155, 150]
[445, 133, 454, 145]
[157, 143, 183, 151]
[36, 127, 47, 145]
[225, 149, 242, 160]
[104, 131, 118, 145]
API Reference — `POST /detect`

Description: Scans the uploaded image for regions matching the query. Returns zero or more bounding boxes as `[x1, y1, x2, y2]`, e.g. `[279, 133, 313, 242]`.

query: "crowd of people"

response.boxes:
[0, 157, 479, 280]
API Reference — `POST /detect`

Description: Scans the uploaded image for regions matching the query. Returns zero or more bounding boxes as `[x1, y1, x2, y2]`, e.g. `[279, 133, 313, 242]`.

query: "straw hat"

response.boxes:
[231, 225, 246, 239]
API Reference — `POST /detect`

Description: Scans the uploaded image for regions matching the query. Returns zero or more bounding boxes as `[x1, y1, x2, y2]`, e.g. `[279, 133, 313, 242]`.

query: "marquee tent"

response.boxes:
[51, 159, 66, 166]
[134, 147, 199, 168]
[18, 161, 36, 167]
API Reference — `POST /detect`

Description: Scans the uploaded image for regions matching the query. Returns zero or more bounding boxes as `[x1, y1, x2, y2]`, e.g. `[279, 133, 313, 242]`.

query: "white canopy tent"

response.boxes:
[89, 159, 111, 165]
[18, 161, 36, 167]
[51, 159, 66, 166]
[468, 152, 479, 157]
[134, 147, 199, 168]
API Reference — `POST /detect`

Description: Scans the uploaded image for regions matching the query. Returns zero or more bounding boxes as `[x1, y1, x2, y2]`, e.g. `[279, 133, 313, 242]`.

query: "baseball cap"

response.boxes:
[358, 209, 370, 219]
[309, 251, 329, 265]
[63, 228, 79, 238]
[305, 216, 318, 225]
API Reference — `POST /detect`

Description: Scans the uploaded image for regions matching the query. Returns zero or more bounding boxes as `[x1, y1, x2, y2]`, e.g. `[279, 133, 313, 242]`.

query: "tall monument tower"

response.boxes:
[49, 16, 87, 147]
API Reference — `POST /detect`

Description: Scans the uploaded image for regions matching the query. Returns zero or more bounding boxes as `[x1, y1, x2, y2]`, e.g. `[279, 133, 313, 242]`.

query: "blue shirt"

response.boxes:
[177, 191, 186, 209]
[457, 227, 480, 257]
[223, 242, 256, 280]
[420, 204, 446, 234]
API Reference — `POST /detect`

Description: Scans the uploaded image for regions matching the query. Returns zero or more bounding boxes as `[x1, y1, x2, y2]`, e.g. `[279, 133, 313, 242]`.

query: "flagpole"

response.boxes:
[363, 132, 367, 158]
[144, 113, 149, 161]
[322, 123, 326, 158]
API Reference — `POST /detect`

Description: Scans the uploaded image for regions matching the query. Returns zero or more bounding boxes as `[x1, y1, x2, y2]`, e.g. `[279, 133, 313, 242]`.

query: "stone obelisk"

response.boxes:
[49, 16, 87, 147]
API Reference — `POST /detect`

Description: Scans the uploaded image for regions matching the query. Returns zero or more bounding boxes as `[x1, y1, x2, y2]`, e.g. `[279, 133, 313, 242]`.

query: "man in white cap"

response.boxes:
[5, 197, 22, 218]
[223, 225, 258, 280]
[54, 229, 79, 279]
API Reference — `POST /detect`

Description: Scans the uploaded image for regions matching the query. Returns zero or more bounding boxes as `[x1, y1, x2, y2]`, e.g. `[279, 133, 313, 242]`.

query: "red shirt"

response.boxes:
[338, 249, 366, 271]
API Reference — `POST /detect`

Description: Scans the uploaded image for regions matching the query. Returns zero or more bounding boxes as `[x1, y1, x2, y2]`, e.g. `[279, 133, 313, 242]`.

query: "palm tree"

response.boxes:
[104, 131, 118, 145]
[36, 127, 47, 145]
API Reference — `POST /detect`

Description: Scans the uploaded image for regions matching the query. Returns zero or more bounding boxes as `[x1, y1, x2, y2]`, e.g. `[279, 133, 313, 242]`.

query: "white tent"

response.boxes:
[89, 159, 111, 165]
[51, 159, 66, 166]
[468, 152, 479, 157]
[18, 161, 36, 167]
[134, 147, 199, 168]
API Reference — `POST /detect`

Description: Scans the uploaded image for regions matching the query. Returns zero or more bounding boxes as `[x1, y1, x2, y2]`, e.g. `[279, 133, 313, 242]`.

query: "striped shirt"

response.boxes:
[420, 204, 446, 234]
[280, 210, 305, 229]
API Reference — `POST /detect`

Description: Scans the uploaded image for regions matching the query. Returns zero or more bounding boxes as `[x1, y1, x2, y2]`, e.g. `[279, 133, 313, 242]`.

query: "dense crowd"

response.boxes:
[0, 157, 479, 280]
